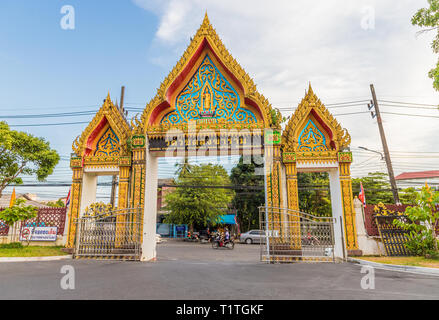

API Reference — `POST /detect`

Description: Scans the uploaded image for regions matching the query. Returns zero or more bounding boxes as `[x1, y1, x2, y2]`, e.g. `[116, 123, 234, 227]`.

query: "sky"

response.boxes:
[1, 0, 438, 200]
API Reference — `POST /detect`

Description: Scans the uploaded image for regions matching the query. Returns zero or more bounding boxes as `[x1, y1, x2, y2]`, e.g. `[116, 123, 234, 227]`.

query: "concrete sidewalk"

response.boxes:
[0, 255, 72, 263]
[348, 257, 439, 277]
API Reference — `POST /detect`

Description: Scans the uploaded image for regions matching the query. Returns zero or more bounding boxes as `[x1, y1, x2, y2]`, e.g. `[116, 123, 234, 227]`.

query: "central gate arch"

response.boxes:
[65, 14, 359, 262]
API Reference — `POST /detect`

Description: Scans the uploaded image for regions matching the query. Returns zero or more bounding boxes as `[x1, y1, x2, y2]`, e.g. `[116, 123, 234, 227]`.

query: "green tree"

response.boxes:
[164, 163, 234, 231]
[0, 198, 37, 241]
[46, 199, 66, 208]
[400, 187, 418, 205]
[352, 172, 394, 205]
[230, 157, 265, 232]
[393, 185, 439, 257]
[298, 172, 331, 217]
[0, 121, 60, 197]
[412, 0, 439, 93]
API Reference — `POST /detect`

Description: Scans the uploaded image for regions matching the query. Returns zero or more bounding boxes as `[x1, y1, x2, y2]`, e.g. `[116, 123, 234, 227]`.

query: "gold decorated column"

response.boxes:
[338, 152, 358, 251]
[130, 135, 146, 242]
[66, 157, 83, 248]
[117, 157, 131, 209]
[264, 129, 283, 244]
[282, 152, 301, 249]
[115, 156, 131, 246]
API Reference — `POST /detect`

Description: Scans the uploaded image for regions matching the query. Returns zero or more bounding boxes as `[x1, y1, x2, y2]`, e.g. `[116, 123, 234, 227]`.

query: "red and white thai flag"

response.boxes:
[65, 188, 71, 208]
[358, 182, 366, 207]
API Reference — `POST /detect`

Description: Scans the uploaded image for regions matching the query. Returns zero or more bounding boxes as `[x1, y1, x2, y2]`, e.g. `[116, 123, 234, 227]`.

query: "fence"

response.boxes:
[375, 215, 411, 256]
[364, 204, 409, 236]
[21, 207, 67, 235]
[0, 207, 67, 237]
[0, 220, 8, 236]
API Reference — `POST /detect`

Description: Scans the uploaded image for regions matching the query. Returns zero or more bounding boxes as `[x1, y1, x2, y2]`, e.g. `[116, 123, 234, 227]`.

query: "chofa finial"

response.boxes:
[203, 11, 210, 25]
[308, 82, 314, 95]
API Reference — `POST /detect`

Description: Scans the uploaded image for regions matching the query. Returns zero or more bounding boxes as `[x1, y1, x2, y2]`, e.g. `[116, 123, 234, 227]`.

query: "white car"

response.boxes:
[156, 234, 163, 244]
[239, 230, 265, 244]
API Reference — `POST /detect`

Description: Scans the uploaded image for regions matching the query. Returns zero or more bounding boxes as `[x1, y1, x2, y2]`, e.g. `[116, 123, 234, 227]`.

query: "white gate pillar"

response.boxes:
[79, 173, 97, 217]
[329, 168, 346, 260]
[141, 148, 158, 261]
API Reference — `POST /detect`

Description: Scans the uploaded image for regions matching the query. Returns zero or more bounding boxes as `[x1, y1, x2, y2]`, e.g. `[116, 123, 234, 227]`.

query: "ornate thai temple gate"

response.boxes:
[65, 14, 359, 262]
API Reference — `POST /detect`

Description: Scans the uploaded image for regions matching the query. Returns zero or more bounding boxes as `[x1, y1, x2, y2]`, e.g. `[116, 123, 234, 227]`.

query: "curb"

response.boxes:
[0, 255, 72, 263]
[348, 257, 439, 277]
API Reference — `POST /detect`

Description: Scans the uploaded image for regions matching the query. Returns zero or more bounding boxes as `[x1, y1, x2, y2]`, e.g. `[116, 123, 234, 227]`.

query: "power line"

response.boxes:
[0, 110, 99, 119]
[381, 111, 439, 119]
[8, 121, 91, 127]
[378, 100, 439, 107]
[380, 103, 438, 110]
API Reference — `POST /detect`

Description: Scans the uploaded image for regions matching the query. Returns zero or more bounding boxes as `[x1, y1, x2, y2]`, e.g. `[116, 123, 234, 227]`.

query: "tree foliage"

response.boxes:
[352, 172, 419, 205]
[393, 185, 439, 257]
[352, 172, 394, 204]
[0, 198, 37, 226]
[230, 157, 265, 232]
[46, 199, 66, 208]
[298, 172, 331, 217]
[412, 0, 439, 92]
[0, 121, 60, 197]
[164, 163, 234, 231]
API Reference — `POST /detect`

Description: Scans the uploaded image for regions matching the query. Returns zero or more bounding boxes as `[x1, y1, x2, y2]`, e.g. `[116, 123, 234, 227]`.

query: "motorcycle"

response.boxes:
[211, 234, 234, 249]
[184, 232, 199, 242]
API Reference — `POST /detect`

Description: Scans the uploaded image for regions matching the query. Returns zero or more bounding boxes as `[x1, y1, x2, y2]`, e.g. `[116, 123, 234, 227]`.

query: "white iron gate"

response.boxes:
[74, 208, 142, 260]
[259, 206, 336, 262]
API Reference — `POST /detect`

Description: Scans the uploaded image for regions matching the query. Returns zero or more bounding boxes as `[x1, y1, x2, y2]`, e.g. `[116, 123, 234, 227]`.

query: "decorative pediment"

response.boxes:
[132, 13, 274, 134]
[160, 54, 257, 126]
[282, 84, 351, 153]
[72, 93, 131, 158]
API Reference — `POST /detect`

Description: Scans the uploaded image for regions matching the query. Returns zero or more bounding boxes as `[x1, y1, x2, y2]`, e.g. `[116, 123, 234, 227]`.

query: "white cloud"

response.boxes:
[133, 0, 439, 177]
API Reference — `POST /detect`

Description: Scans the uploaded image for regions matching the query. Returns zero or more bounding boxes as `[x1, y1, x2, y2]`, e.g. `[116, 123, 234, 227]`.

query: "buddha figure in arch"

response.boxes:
[200, 83, 214, 117]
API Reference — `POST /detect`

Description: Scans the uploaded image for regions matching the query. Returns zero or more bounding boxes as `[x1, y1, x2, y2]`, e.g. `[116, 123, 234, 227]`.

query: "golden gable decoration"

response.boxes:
[282, 84, 351, 153]
[132, 13, 275, 134]
[72, 93, 131, 157]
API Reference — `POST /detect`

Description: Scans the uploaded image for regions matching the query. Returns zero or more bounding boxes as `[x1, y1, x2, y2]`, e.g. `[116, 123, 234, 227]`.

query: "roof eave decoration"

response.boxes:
[72, 93, 131, 157]
[132, 13, 274, 134]
[282, 84, 351, 153]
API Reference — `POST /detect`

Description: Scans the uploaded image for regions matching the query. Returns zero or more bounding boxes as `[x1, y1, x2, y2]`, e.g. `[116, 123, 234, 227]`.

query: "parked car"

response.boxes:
[156, 234, 163, 244]
[239, 229, 265, 244]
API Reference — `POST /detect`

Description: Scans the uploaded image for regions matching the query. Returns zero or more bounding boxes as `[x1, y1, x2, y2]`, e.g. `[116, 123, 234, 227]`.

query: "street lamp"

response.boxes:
[357, 146, 401, 205]
[358, 146, 384, 160]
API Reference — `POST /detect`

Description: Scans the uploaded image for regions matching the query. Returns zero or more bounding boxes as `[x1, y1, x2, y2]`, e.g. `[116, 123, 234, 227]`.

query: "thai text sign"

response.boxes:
[20, 226, 58, 241]
[149, 133, 264, 152]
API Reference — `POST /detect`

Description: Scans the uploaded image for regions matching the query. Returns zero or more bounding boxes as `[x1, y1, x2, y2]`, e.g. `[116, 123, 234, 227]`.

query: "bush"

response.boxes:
[0, 242, 23, 249]
[393, 184, 439, 258]
[404, 230, 438, 257]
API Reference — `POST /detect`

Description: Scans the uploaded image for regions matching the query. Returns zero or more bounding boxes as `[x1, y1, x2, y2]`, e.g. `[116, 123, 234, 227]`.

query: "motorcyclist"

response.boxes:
[224, 228, 230, 243]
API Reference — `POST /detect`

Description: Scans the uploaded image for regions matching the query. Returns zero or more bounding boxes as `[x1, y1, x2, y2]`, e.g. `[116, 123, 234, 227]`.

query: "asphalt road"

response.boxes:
[0, 240, 438, 299]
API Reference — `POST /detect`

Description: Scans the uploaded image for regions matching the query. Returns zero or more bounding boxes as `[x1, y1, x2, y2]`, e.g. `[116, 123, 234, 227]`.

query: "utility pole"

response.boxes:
[110, 86, 125, 206]
[369, 84, 400, 204]
[119, 86, 125, 114]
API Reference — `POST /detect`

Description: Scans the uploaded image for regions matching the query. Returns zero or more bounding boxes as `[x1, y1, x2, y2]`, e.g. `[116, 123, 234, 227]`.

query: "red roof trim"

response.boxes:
[395, 170, 439, 180]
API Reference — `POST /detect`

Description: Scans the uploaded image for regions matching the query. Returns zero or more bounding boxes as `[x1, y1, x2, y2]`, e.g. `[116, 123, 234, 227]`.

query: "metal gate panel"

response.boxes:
[259, 206, 335, 263]
[74, 208, 142, 260]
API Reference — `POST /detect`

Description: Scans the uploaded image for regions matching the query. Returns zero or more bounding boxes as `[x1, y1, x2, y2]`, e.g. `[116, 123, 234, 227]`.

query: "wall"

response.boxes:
[353, 197, 385, 255]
